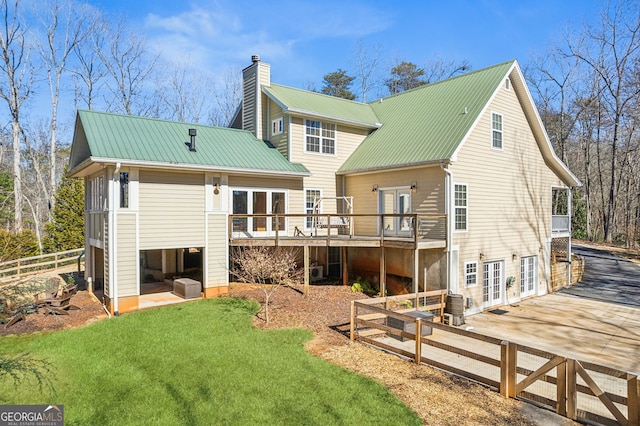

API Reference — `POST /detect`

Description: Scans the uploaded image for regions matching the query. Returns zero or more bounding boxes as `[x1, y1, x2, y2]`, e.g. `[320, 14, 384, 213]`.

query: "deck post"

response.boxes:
[380, 246, 386, 297]
[566, 359, 577, 420]
[556, 358, 567, 416]
[342, 246, 348, 286]
[304, 245, 310, 296]
[500, 341, 509, 397]
[627, 373, 638, 426]
[415, 318, 422, 364]
[413, 248, 419, 294]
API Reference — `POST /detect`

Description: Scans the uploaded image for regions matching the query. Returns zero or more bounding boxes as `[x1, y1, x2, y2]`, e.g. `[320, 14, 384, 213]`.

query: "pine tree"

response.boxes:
[44, 169, 84, 252]
[385, 61, 427, 94]
[321, 69, 356, 100]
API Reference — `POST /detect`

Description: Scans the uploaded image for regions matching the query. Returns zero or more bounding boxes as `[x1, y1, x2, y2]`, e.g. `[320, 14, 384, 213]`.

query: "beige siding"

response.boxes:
[268, 100, 288, 157]
[139, 171, 205, 249]
[451, 79, 566, 307]
[344, 166, 445, 236]
[104, 217, 110, 296]
[207, 214, 228, 287]
[116, 213, 137, 296]
[289, 116, 369, 215]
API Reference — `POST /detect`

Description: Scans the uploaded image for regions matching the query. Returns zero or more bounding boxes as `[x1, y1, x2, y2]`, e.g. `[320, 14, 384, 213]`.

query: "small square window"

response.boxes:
[465, 261, 478, 287]
[272, 118, 283, 136]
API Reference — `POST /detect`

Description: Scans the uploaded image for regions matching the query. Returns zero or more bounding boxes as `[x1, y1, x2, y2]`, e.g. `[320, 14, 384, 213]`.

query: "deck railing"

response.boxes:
[228, 213, 447, 246]
[351, 299, 640, 426]
[552, 215, 571, 233]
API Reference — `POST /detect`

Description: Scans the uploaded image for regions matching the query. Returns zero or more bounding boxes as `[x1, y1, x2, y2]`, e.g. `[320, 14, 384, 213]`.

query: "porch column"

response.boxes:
[566, 189, 573, 286]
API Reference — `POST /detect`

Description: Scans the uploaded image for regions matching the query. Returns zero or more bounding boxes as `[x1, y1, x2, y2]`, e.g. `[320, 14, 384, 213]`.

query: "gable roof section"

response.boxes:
[263, 83, 381, 128]
[338, 61, 515, 174]
[68, 110, 309, 177]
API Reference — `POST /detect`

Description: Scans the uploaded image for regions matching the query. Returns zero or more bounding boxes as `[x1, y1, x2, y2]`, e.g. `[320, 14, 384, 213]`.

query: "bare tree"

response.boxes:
[351, 39, 383, 102]
[71, 9, 105, 111]
[158, 62, 210, 123]
[209, 65, 242, 127]
[35, 0, 90, 199]
[422, 55, 471, 84]
[95, 18, 158, 116]
[0, 0, 36, 232]
[230, 246, 303, 324]
[566, 0, 640, 242]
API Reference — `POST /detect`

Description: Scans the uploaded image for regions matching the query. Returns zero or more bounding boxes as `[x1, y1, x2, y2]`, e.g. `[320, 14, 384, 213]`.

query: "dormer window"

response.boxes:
[272, 117, 283, 136]
[305, 119, 336, 155]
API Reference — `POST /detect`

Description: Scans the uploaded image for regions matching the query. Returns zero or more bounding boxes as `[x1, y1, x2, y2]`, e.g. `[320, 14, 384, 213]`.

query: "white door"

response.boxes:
[380, 189, 411, 236]
[520, 256, 537, 298]
[482, 260, 503, 308]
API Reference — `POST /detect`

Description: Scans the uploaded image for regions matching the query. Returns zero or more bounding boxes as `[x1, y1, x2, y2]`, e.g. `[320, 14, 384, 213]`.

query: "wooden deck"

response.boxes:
[229, 213, 447, 250]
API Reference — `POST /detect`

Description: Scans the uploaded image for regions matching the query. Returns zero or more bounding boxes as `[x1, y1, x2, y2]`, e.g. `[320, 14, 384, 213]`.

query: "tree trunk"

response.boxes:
[12, 120, 22, 232]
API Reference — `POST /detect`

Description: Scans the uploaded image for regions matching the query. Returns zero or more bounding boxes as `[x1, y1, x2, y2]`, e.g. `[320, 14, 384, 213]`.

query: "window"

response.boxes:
[504, 78, 510, 90]
[492, 112, 503, 149]
[119, 172, 129, 208]
[89, 176, 104, 211]
[272, 117, 283, 136]
[454, 184, 467, 231]
[231, 189, 286, 234]
[305, 189, 321, 229]
[305, 119, 335, 155]
[465, 261, 477, 287]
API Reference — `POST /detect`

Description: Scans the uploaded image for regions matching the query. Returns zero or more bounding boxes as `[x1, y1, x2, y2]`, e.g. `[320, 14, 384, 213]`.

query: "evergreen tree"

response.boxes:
[385, 61, 427, 94]
[44, 169, 84, 252]
[321, 69, 356, 100]
[0, 172, 14, 230]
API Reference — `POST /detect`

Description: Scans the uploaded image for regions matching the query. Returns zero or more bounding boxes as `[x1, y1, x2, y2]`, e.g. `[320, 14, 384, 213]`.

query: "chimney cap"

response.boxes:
[188, 128, 196, 136]
[251, 54, 260, 63]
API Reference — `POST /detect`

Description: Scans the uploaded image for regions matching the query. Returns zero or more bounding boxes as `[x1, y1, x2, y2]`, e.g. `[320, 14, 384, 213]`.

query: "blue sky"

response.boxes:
[87, 0, 604, 90]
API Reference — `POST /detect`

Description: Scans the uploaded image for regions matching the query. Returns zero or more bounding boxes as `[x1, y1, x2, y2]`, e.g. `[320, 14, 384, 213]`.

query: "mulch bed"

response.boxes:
[1, 281, 560, 425]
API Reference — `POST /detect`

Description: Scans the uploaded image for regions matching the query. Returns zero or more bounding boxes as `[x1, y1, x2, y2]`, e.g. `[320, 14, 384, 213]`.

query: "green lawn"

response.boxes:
[0, 298, 421, 425]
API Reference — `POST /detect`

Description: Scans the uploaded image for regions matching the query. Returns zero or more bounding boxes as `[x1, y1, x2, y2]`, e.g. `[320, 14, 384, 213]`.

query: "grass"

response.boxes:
[0, 298, 421, 425]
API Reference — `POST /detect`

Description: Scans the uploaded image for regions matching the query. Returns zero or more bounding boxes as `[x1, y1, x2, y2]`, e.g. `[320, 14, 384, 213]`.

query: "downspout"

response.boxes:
[112, 163, 121, 316]
[440, 161, 453, 293]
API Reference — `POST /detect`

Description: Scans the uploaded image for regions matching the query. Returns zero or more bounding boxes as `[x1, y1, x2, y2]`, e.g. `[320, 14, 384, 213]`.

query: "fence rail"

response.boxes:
[351, 299, 639, 426]
[0, 248, 84, 281]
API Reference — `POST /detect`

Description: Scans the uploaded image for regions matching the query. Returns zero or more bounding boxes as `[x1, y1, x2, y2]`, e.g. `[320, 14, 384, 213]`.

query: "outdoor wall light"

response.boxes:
[512, 253, 517, 261]
[371, 184, 378, 194]
[214, 183, 220, 195]
[410, 181, 417, 193]
[479, 252, 485, 260]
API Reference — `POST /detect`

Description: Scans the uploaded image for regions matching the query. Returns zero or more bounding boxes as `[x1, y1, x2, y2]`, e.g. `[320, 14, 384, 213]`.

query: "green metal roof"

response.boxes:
[69, 110, 309, 176]
[338, 60, 515, 173]
[263, 84, 380, 128]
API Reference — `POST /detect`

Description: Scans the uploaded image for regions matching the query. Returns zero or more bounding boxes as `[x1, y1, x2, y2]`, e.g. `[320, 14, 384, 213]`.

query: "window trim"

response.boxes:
[453, 183, 468, 232]
[491, 111, 503, 150]
[272, 117, 283, 136]
[305, 188, 322, 230]
[304, 119, 336, 156]
[230, 187, 288, 235]
[464, 261, 478, 288]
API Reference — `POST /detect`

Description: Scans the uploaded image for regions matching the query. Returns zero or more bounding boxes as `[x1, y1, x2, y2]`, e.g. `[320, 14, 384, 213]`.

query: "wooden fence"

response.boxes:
[351, 299, 639, 426]
[0, 248, 84, 281]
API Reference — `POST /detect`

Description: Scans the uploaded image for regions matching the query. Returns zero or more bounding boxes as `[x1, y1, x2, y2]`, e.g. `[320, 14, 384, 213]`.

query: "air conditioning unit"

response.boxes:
[310, 266, 323, 282]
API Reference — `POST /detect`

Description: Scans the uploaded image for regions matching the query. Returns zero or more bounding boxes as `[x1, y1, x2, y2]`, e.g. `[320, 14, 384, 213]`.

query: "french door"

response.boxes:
[482, 260, 504, 308]
[380, 189, 411, 236]
[520, 256, 537, 297]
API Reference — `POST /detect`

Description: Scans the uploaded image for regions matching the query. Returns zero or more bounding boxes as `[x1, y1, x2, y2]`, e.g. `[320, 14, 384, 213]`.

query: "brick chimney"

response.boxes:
[242, 55, 270, 140]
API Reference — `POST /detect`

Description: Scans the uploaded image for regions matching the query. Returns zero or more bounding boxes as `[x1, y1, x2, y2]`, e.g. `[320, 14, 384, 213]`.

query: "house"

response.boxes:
[68, 55, 579, 315]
